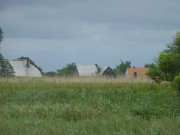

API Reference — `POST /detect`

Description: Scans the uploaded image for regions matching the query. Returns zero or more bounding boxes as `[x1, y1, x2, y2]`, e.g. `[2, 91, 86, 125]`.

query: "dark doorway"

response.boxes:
[134, 72, 137, 78]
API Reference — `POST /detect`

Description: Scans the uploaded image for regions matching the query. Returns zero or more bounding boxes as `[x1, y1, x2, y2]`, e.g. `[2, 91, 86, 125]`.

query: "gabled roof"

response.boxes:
[126, 68, 149, 78]
[75, 64, 97, 76]
[100, 66, 108, 75]
[9, 60, 42, 77]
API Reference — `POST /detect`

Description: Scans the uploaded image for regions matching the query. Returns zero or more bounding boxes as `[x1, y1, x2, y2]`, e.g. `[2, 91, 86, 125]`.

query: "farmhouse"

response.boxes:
[74, 64, 97, 77]
[100, 66, 116, 77]
[126, 67, 149, 78]
[9, 59, 42, 77]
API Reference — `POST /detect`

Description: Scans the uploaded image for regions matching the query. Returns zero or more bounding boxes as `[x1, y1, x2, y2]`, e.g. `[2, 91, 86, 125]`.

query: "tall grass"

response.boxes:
[0, 76, 151, 84]
[0, 77, 179, 135]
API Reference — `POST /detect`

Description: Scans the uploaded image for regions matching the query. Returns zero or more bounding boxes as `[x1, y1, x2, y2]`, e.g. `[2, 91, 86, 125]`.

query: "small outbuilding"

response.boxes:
[126, 68, 149, 78]
[9, 59, 42, 77]
[100, 66, 116, 77]
[74, 64, 97, 77]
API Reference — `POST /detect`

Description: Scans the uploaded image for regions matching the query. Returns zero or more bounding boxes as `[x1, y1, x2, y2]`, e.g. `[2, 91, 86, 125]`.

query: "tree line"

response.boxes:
[44, 60, 156, 77]
[44, 60, 132, 77]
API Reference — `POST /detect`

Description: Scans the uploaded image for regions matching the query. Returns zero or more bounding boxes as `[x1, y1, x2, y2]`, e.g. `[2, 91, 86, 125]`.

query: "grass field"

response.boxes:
[0, 77, 180, 135]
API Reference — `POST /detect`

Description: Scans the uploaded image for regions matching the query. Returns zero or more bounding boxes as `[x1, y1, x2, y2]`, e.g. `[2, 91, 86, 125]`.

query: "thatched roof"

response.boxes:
[100, 66, 116, 77]
[9, 60, 42, 77]
[75, 64, 97, 76]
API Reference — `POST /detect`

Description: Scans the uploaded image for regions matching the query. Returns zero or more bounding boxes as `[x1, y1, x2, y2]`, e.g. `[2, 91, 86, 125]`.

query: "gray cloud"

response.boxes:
[0, 0, 180, 71]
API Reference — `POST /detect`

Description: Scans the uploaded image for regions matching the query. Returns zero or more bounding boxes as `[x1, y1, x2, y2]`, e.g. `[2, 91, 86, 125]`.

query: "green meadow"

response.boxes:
[0, 77, 180, 135]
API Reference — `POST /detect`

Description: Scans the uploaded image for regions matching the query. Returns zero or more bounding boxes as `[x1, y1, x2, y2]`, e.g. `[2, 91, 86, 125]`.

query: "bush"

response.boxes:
[173, 74, 180, 93]
[57, 63, 75, 77]
[0, 53, 14, 77]
[147, 32, 180, 83]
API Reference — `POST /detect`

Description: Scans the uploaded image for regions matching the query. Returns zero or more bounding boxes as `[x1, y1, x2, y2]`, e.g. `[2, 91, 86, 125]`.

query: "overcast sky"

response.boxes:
[0, 0, 180, 72]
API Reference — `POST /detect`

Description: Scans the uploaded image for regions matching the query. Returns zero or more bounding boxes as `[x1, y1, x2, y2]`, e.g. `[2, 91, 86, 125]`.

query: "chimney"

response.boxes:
[26, 58, 30, 68]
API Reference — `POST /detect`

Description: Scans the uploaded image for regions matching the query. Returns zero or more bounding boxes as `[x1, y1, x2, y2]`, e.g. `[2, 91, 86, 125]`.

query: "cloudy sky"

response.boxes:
[0, 0, 180, 72]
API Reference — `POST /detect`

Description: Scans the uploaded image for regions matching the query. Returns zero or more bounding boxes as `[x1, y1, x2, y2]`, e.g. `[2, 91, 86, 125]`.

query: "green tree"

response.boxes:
[144, 63, 155, 68]
[113, 60, 131, 76]
[0, 53, 14, 77]
[44, 71, 57, 77]
[147, 32, 180, 83]
[57, 63, 76, 77]
[95, 64, 101, 74]
[0, 27, 14, 77]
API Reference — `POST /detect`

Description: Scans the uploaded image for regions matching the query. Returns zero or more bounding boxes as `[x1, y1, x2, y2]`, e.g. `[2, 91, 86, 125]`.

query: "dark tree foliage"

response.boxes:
[113, 60, 131, 76]
[0, 27, 14, 77]
[163, 34, 180, 54]
[44, 71, 57, 77]
[95, 64, 101, 74]
[17, 57, 43, 75]
[144, 63, 155, 68]
[57, 63, 76, 77]
[147, 32, 180, 84]
[0, 53, 14, 77]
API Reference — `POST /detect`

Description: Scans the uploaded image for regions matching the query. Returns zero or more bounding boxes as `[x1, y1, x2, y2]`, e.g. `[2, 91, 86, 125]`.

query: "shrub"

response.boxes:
[147, 32, 180, 83]
[0, 53, 14, 77]
[173, 74, 180, 93]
